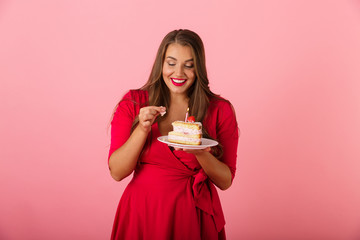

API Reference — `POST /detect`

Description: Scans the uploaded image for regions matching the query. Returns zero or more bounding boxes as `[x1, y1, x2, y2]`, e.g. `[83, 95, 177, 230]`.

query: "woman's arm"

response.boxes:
[109, 125, 148, 181]
[178, 101, 239, 190]
[194, 150, 232, 190]
[109, 106, 166, 181]
[177, 148, 232, 190]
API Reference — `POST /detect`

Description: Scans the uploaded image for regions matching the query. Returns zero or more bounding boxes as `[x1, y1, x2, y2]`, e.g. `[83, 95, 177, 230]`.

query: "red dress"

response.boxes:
[108, 90, 239, 240]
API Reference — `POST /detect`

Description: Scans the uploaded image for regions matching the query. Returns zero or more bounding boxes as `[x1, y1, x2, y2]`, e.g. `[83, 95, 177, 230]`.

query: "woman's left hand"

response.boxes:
[174, 146, 232, 190]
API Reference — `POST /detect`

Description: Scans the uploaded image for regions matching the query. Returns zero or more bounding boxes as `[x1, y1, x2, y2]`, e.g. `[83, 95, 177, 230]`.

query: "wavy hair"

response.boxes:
[111, 29, 228, 157]
[137, 29, 225, 157]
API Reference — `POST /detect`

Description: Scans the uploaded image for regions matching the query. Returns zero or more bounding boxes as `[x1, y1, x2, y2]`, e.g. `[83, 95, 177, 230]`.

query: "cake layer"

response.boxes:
[168, 131, 202, 145]
[172, 121, 202, 135]
[168, 131, 202, 138]
[172, 121, 202, 130]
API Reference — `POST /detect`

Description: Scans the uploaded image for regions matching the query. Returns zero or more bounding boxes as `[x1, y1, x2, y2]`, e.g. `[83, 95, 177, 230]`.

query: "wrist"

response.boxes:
[193, 150, 210, 158]
[135, 124, 150, 136]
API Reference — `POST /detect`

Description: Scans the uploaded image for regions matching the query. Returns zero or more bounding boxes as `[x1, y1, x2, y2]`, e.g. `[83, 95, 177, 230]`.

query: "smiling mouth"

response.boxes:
[171, 78, 187, 86]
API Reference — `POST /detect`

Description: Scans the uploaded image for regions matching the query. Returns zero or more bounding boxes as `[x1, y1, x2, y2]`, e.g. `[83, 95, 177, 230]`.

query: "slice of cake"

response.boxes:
[168, 121, 202, 145]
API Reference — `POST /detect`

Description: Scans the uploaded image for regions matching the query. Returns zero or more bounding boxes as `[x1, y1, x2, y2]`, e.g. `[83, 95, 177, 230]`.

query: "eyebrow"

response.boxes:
[166, 56, 194, 62]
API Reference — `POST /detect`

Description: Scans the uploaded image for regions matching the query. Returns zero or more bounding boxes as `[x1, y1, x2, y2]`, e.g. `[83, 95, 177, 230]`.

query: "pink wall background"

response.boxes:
[1, 0, 360, 239]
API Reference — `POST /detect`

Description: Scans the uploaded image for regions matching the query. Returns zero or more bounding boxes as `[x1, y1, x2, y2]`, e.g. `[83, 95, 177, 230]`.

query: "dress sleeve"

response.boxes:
[108, 91, 135, 162]
[216, 101, 239, 181]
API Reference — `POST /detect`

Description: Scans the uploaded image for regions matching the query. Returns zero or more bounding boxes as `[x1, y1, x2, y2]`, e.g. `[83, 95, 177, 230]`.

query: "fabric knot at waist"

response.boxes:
[191, 169, 225, 232]
[136, 162, 225, 232]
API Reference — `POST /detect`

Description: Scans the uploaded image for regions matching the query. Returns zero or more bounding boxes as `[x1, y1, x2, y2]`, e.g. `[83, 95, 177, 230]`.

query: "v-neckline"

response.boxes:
[153, 122, 197, 172]
[153, 122, 178, 156]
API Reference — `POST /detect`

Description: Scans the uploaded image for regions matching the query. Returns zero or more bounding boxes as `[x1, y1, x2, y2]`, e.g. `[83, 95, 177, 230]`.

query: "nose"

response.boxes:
[174, 64, 185, 77]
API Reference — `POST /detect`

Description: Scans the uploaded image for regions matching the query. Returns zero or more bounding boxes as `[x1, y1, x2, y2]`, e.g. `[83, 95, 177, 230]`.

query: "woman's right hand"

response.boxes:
[109, 105, 166, 181]
[138, 106, 166, 133]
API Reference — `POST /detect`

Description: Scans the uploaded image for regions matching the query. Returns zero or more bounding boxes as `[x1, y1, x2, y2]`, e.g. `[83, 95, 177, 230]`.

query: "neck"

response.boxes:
[170, 92, 189, 105]
[167, 93, 189, 120]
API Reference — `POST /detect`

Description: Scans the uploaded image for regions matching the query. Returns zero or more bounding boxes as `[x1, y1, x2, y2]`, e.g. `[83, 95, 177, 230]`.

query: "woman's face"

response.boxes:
[162, 43, 196, 97]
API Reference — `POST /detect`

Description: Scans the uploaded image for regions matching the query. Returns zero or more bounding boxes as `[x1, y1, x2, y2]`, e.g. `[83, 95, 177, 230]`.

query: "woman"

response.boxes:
[108, 29, 239, 240]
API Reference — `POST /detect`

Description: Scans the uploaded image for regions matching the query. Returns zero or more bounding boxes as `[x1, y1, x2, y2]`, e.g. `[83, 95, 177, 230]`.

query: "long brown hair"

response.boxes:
[112, 29, 228, 157]
[135, 29, 222, 128]
[139, 29, 226, 157]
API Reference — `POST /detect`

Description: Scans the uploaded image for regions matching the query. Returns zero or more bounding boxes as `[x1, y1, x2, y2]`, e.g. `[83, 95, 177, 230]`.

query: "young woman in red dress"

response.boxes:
[108, 29, 239, 240]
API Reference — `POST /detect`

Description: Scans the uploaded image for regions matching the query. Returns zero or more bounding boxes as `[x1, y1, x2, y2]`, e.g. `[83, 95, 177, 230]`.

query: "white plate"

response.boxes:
[157, 136, 218, 150]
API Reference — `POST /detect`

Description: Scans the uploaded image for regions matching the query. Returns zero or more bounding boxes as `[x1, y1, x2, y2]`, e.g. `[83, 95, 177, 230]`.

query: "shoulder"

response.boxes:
[204, 95, 239, 139]
[119, 89, 149, 107]
[115, 89, 148, 116]
[208, 96, 235, 117]
[122, 89, 148, 101]
[205, 95, 237, 125]
[208, 96, 238, 130]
